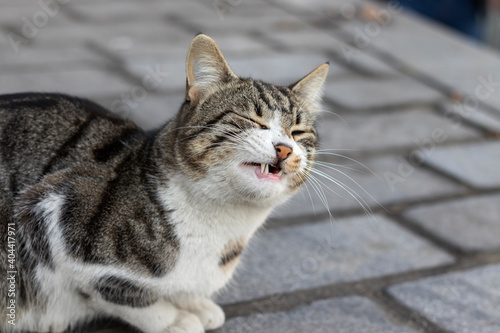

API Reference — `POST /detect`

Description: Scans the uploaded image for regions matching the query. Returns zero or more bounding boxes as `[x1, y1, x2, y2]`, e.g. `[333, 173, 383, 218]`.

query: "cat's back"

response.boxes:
[0, 93, 145, 195]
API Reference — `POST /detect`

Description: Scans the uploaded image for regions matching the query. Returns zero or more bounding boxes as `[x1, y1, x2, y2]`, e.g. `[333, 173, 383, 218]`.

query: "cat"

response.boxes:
[0, 34, 328, 333]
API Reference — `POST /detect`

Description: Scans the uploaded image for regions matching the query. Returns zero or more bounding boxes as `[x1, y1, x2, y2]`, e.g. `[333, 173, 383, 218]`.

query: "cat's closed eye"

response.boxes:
[259, 124, 269, 130]
[233, 112, 268, 129]
[291, 130, 307, 139]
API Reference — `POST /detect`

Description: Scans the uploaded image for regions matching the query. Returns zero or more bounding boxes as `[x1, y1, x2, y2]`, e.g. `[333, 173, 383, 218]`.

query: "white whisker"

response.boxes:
[307, 167, 376, 221]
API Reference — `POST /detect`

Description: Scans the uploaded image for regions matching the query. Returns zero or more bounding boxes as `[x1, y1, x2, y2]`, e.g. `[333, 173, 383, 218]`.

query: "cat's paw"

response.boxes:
[168, 310, 204, 333]
[189, 299, 225, 330]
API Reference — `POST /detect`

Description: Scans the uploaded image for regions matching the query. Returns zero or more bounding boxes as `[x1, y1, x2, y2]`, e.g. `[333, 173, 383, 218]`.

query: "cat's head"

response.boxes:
[167, 34, 328, 207]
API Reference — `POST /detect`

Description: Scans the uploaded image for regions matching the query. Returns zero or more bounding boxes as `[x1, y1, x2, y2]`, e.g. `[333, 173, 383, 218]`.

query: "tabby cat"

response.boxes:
[0, 34, 328, 333]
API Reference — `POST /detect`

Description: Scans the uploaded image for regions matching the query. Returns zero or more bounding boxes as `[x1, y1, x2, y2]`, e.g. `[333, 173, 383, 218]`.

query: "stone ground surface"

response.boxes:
[1, 0, 500, 332]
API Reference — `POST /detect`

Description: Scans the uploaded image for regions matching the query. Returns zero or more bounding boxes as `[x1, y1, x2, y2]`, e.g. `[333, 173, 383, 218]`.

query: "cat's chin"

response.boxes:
[235, 163, 295, 206]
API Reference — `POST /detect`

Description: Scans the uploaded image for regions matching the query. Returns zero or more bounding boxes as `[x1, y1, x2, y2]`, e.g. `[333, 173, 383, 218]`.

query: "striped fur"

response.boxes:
[0, 34, 328, 332]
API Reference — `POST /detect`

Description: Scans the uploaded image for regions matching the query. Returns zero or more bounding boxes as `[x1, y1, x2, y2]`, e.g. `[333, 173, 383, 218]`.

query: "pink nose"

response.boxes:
[275, 144, 292, 162]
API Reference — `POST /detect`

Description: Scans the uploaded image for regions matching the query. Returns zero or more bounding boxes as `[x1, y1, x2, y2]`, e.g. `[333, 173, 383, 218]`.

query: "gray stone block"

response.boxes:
[0, 45, 104, 70]
[2, 0, 41, 8]
[340, 49, 399, 76]
[0, 11, 83, 54]
[417, 140, 500, 189]
[271, 107, 479, 220]
[227, 53, 336, 85]
[0, 4, 76, 28]
[422, 70, 500, 117]
[216, 214, 454, 304]
[96, 92, 185, 131]
[262, 29, 398, 75]
[338, 4, 499, 74]
[0, 67, 134, 97]
[32, 20, 189, 49]
[403, 193, 500, 252]
[336, 5, 500, 112]
[185, 34, 272, 57]
[125, 59, 190, 93]
[441, 102, 500, 133]
[389, 264, 500, 333]
[325, 75, 443, 110]
[126, 52, 333, 93]
[210, 0, 294, 19]
[65, 1, 209, 24]
[216, 296, 419, 333]
[271, 154, 463, 220]
[88, 25, 194, 57]
[316, 108, 480, 152]
[176, 1, 310, 34]
[263, 29, 339, 51]
[269, 0, 365, 18]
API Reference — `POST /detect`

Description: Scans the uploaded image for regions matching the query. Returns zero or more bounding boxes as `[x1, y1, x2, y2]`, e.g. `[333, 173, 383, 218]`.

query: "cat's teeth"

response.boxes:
[261, 163, 266, 174]
[277, 170, 283, 177]
[264, 163, 269, 174]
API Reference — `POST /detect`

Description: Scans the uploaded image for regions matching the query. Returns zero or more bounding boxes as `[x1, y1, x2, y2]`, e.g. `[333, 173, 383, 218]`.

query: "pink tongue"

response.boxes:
[255, 166, 281, 181]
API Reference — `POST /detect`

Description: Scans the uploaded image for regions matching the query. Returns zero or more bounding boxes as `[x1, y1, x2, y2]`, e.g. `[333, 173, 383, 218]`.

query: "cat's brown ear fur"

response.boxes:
[291, 63, 329, 113]
[185, 34, 237, 102]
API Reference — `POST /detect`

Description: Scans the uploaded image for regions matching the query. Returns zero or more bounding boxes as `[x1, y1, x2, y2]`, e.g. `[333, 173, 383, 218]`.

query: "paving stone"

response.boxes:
[325, 75, 443, 110]
[2, 0, 42, 8]
[182, 34, 272, 57]
[0, 45, 104, 70]
[271, 154, 463, 220]
[0, 67, 134, 98]
[0, 4, 75, 27]
[432, 73, 500, 116]
[175, 3, 311, 35]
[442, 101, 500, 133]
[271, 0, 356, 7]
[89, 26, 193, 65]
[261, 29, 397, 75]
[109, 33, 274, 70]
[95, 92, 185, 131]
[216, 296, 419, 333]
[336, 4, 500, 112]
[337, 3, 498, 72]
[65, 0, 209, 23]
[209, 0, 293, 19]
[104, 41, 188, 62]
[269, 0, 365, 18]
[126, 52, 334, 93]
[403, 194, 500, 252]
[316, 108, 480, 152]
[262, 29, 341, 51]
[216, 214, 454, 304]
[417, 140, 500, 190]
[0, 33, 15, 54]
[389, 264, 500, 333]
[125, 59, 188, 93]
[340, 49, 399, 76]
[31, 20, 186, 49]
[228, 53, 334, 85]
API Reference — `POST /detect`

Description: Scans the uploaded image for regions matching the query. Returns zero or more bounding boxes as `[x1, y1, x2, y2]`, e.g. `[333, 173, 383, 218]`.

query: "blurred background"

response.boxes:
[1, 0, 499, 332]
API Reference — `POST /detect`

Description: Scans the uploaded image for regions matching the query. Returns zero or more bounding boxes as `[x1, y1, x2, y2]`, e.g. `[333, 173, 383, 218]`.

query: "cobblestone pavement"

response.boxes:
[2, 0, 500, 332]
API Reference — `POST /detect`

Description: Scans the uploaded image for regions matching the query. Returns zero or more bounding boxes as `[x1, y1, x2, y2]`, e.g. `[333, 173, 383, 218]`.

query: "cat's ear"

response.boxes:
[290, 63, 329, 113]
[185, 34, 237, 102]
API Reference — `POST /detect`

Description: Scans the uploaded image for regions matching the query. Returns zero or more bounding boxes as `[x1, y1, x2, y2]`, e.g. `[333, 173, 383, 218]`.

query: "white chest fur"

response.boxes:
[156, 176, 272, 298]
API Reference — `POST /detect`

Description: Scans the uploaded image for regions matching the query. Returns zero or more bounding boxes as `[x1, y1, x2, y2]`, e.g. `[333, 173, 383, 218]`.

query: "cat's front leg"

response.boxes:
[93, 299, 204, 333]
[173, 298, 225, 330]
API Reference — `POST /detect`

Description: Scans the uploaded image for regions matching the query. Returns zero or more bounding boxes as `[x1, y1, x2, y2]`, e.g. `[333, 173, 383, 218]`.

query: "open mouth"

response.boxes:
[242, 162, 283, 181]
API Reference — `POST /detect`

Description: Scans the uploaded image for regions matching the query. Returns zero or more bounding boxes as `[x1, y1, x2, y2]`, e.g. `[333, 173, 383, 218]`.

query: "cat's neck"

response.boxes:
[157, 173, 272, 239]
